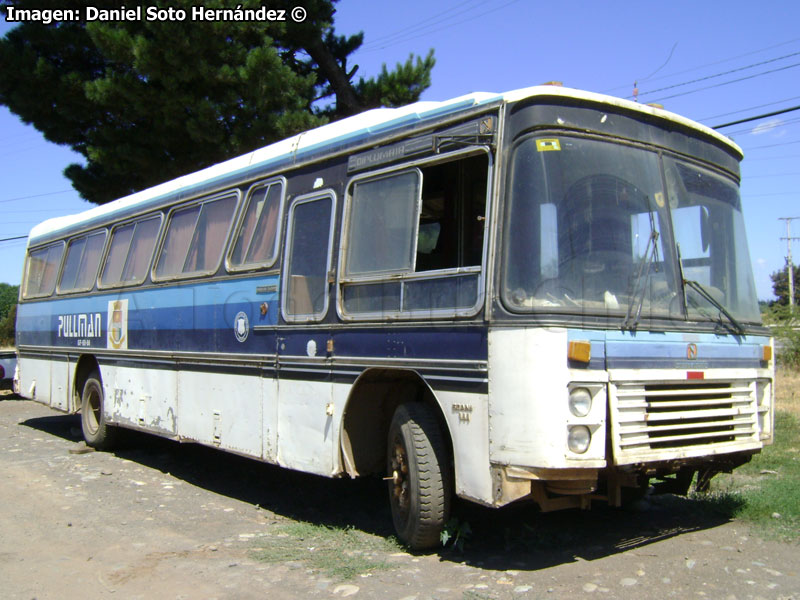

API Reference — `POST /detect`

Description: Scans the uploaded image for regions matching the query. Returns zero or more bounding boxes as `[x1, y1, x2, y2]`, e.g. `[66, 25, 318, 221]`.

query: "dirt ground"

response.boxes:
[1, 393, 797, 600]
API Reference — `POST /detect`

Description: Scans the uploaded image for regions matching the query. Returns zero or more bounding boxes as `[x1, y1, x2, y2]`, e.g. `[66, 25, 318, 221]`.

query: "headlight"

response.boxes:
[568, 425, 591, 454]
[569, 387, 592, 417]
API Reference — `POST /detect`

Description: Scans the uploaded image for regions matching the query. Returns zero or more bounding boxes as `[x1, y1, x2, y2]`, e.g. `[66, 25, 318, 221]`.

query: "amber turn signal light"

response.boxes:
[568, 340, 591, 363]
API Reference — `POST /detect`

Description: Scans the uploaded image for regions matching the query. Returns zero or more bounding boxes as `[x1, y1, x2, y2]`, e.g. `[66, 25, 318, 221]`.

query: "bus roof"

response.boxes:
[29, 85, 741, 246]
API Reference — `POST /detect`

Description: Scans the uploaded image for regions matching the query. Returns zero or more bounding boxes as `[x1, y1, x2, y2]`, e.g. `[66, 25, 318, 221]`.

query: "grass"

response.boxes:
[775, 367, 800, 418]
[251, 521, 403, 580]
[693, 368, 800, 542]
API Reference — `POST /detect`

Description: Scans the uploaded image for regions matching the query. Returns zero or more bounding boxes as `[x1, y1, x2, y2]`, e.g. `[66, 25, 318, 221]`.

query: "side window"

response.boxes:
[23, 242, 64, 299]
[341, 151, 489, 317]
[229, 180, 284, 270]
[58, 231, 107, 293]
[345, 170, 420, 277]
[100, 215, 161, 287]
[283, 192, 335, 322]
[416, 154, 487, 272]
[155, 192, 238, 279]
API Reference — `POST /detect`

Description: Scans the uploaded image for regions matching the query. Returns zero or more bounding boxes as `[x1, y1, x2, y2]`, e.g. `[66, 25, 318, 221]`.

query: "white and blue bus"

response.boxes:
[16, 85, 774, 549]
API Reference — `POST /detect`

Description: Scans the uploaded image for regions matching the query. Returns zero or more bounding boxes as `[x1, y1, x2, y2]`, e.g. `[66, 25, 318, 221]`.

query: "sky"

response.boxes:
[1, 0, 799, 302]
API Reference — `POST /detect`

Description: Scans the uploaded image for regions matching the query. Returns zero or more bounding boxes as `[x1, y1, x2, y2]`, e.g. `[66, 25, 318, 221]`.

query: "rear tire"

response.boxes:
[387, 402, 452, 550]
[81, 372, 117, 450]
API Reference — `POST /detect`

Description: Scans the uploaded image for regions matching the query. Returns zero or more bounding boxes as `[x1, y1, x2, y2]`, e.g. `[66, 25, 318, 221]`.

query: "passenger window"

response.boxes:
[155, 192, 238, 278]
[23, 243, 64, 298]
[100, 215, 161, 287]
[59, 231, 106, 293]
[229, 181, 283, 269]
[283, 192, 335, 322]
[342, 151, 489, 317]
[416, 154, 487, 272]
[346, 170, 420, 277]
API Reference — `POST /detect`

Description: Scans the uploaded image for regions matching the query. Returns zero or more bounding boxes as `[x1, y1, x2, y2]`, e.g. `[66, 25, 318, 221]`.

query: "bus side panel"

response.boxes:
[437, 388, 493, 505]
[16, 355, 53, 406]
[262, 374, 278, 462]
[51, 354, 70, 412]
[102, 362, 178, 436]
[276, 376, 334, 475]
[177, 369, 263, 458]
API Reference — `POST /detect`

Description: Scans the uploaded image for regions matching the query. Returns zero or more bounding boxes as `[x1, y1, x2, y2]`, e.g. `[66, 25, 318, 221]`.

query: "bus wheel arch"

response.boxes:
[340, 368, 453, 480]
[73, 355, 101, 414]
[80, 368, 118, 450]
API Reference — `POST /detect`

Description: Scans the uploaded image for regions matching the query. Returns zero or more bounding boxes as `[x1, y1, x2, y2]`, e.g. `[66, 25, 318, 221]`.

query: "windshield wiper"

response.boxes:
[683, 279, 745, 335]
[676, 244, 745, 335]
[623, 211, 660, 331]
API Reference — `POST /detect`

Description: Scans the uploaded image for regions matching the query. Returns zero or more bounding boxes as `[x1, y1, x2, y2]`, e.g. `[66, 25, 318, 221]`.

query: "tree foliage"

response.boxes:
[762, 303, 800, 368]
[770, 264, 800, 307]
[0, 283, 18, 322]
[0, 304, 16, 347]
[0, 0, 435, 204]
[0, 284, 18, 347]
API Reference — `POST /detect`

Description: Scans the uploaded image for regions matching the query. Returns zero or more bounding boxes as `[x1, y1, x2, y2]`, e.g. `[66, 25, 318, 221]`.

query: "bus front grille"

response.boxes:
[609, 379, 758, 463]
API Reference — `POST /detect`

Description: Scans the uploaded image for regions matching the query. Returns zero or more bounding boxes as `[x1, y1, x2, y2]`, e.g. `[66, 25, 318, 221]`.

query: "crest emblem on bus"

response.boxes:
[687, 343, 698, 360]
[107, 299, 128, 350]
[234, 311, 249, 343]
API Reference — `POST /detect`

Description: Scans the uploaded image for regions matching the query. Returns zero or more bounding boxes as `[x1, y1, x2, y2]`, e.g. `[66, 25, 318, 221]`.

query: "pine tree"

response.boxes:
[0, 0, 436, 204]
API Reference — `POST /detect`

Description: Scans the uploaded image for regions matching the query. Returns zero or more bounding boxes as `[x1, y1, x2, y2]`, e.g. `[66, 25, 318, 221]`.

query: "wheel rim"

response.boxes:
[389, 436, 410, 520]
[85, 385, 101, 435]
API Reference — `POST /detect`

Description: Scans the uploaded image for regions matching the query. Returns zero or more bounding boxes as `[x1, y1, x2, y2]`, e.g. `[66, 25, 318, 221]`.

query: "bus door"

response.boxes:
[276, 190, 337, 473]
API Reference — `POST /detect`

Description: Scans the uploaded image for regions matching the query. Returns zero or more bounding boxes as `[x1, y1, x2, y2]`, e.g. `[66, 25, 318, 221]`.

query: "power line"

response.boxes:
[745, 192, 799, 198]
[637, 50, 800, 99]
[359, 0, 485, 49]
[0, 189, 74, 204]
[603, 36, 800, 95]
[2, 208, 79, 215]
[649, 61, 800, 103]
[745, 154, 800, 161]
[713, 104, 800, 129]
[747, 171, 800, 179]
[638, 42, 679, 83]
[700, 95, 800, 122]
[724, 116, 800, 137]
[0, 235, 28, 243]
[742, 139, 800, 151]
[359, 0, 523, 52]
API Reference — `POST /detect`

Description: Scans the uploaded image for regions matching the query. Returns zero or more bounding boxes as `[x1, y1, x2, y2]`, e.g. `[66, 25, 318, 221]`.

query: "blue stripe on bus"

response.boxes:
[17, 283, 765, 370]
[567, 328, 768, 370]
[16, 277, 489, 362]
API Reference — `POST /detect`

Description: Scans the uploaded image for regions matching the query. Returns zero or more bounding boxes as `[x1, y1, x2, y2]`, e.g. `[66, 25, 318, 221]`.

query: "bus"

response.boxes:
[15, 85, 774, 549]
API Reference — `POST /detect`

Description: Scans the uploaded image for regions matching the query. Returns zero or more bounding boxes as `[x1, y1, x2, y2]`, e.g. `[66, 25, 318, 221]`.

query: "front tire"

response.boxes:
[81, 372, 117, 450]
[387, 403, 452, 550]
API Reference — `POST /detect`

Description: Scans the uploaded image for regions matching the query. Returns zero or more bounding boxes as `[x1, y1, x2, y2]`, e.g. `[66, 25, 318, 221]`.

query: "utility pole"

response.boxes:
[779, 217, 800, 311]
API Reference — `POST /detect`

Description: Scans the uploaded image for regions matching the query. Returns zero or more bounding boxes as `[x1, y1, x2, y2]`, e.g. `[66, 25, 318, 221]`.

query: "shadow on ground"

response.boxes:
[20, 411, 740, 573]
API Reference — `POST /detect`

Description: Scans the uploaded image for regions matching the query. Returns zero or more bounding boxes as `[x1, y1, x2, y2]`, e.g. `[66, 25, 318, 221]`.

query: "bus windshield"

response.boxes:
[502, 134, 761, 325]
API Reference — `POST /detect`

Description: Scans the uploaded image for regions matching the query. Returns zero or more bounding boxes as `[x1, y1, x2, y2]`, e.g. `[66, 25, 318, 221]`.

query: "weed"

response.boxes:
[252, 521, 402, 580]
[693, 409, 800, 541]
[441, 517, 472, 552]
